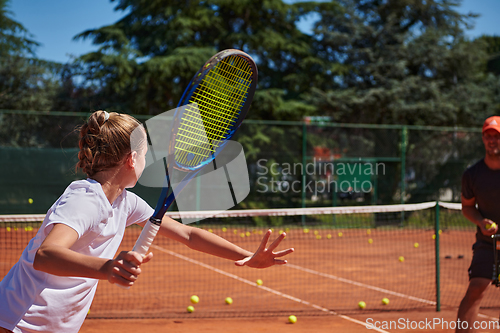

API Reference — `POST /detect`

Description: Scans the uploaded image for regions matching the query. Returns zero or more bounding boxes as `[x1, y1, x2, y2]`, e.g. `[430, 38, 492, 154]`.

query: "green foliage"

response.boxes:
[73, 0, 319, 116]
[305, 0, 496, 127]
[0, 0, 63, 112]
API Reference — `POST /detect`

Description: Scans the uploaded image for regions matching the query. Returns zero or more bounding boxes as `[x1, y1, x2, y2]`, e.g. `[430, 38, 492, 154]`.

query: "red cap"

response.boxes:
[482, 116, 500, 133]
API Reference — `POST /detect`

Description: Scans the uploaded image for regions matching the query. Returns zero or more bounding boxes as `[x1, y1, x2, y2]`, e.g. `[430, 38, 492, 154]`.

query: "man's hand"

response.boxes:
[480, 219, 498, 236]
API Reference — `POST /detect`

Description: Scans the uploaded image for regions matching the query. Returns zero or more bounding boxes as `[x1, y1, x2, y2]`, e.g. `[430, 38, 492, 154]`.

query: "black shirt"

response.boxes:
[462, 159, 500, 244]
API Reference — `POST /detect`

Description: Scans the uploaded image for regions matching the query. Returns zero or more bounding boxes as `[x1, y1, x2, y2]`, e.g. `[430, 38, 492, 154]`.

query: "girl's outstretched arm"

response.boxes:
[150, 216, 294, 267]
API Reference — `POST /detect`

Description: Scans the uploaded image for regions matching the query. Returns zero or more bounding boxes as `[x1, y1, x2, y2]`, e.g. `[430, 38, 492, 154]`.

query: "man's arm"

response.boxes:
[461, 195, 498, 236]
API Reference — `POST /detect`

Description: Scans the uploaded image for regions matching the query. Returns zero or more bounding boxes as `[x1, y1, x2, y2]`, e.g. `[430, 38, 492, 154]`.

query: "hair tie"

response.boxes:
[103, 111, 110, 122]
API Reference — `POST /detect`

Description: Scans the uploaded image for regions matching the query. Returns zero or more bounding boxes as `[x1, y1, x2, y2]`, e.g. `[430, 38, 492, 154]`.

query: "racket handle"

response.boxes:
[132, 219, 161, 257]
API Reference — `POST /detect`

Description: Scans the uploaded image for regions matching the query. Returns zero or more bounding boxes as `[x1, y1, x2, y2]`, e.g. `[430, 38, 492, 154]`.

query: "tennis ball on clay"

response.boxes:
[225, 297, 233, 305]
[399, 256, 405, 262]
[28, 198, 33, 204]
[6, 227, 11, 232]
[338, 232, 343, 237]
[303, 228, 309, 233]
[414, 242, 419, 248]
[288, 315, 297, 324]
[190, 295, 199, 304]
[256, 279, 263, 286]
[382, 298, 389, 305]
[245, 231, 251, 237]
[486, 223, 497, 230]
[366, 229, 371, 235]
[187, 305, 195, 313]
[222, 227, 227, 232]
[358, 301, 366, 309]
[368, 238, 373, 244]
[316, 235, 322, 240]
[432, 234, 436, 239]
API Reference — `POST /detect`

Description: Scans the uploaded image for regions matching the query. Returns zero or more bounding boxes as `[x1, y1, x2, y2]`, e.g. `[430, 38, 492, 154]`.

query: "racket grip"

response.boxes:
[132, 219, 161, 257]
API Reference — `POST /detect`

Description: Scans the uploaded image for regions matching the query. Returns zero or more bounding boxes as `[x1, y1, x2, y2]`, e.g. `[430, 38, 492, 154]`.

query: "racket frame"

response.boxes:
[131, 49, 257, 258]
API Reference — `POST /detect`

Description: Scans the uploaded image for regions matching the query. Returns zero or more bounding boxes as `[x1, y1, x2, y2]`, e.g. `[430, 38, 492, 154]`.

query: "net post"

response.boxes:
[301, 122, 307, 226]
[400, 126, 407, 225]
[435, 200, 441, 312]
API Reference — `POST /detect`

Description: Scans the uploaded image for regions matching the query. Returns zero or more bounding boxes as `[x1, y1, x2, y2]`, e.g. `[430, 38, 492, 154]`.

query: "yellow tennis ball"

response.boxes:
[256, 279, 263, 286]
[6, 227, 11, 232]
[399, 256, 405, 262]
[222, 227, 227, 232]
[366, 229, 371, 235]
[240, 233, 245, 238]
[358, 301, 366, 309]
[190, 295, 199, 304]
[288, 315, 297, 324]
[316, 235, 321, 240]
[338, 232, 343, 237]
[486, 223, 497, 230]
[432, 234, 436, 239]
[225, 297, 233, 305]
[382, 298, 389, 305]
[368, 238, 373, 244]
[187, 305, 194, 313]
[414, 242, 419, 248]
[314, 230, 319, 235]
[245, 231, 251, 237]
[208, 229, 213, 233]
[303, 228, 309, 233]
[28, 198, 33, 204]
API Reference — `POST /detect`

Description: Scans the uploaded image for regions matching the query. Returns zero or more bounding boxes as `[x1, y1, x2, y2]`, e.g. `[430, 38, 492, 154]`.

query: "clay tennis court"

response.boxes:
[2, 222, 500, 332]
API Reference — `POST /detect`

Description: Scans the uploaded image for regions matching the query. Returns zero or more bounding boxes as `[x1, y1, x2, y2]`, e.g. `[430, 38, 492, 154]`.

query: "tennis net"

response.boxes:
[1, 202, 497, 318]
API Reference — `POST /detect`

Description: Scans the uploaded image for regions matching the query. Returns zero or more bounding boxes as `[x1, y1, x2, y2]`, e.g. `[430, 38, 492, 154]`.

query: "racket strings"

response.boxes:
[176, 55, 254, 167]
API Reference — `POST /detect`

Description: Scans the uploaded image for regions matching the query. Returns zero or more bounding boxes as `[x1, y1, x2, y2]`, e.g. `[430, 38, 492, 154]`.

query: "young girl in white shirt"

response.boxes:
[0, 110, 293, 333]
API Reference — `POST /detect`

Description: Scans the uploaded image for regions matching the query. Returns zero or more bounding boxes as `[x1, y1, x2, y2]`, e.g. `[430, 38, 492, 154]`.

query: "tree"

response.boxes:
[305, 0, 493, 127]
[73, 0, 325, 118]
[0, 0, 62, 112]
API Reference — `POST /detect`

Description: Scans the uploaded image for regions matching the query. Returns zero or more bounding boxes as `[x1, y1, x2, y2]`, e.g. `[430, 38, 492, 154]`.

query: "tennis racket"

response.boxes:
[133, 49, 258, 257]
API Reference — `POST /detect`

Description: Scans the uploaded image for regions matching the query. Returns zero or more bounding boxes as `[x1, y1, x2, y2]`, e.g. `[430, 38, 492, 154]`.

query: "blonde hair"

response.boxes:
[77, 110, 142, 177]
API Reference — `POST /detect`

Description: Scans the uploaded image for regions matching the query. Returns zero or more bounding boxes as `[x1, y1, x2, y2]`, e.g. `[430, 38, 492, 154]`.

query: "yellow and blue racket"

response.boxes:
[132, 49, 257, 256]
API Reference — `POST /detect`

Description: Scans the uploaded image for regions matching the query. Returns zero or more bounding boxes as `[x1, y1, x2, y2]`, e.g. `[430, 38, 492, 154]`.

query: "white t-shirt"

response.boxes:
[0, 179, 154, 333]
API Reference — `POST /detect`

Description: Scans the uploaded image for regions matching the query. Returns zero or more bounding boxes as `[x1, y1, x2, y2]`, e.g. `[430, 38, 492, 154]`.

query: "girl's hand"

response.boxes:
[235, 230, 294, 269]
[106, 251, 153, 287]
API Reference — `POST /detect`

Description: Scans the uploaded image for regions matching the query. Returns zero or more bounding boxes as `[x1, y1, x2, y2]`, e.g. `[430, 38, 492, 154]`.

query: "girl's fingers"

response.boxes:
[256, 230, 272, 253]
[266, 232, 286, 252]
[273, 248, 294, 257]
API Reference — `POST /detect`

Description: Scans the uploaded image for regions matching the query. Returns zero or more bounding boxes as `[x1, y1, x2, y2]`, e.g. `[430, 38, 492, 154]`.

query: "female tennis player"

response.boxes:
[0, 110, 294, 333]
